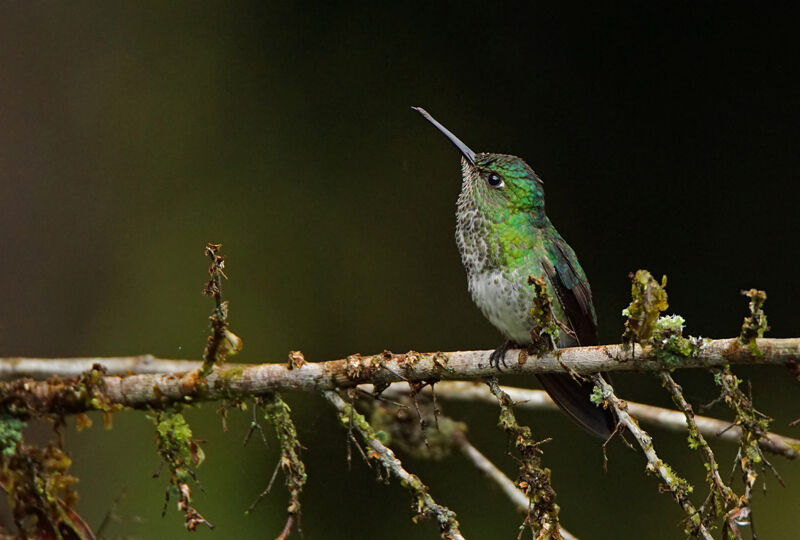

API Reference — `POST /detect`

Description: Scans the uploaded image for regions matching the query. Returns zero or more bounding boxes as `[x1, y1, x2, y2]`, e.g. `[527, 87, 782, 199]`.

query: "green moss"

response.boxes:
[618, 272, 708, 365]
[687, 432, 700, 450]
[150, 410, 213, 529]
[262, 394, 306, 519]
[660, 462, 694, 494]
[621, 270, 669, 345]
[485, 378, 560, 537]
[651, 315, 708, 365]
[153, 411, 204, 485]
[73, 364, 123, 420]
[589, 385, 604, 407]
[218, 366, 244, 383]
[2, 442, 86, 539]
[0, 414, 25, 456]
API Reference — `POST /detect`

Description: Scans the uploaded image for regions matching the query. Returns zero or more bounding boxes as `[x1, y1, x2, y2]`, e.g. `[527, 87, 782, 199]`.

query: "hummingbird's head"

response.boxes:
[464, 153, 545, 221]
[413, 107, 546, 223]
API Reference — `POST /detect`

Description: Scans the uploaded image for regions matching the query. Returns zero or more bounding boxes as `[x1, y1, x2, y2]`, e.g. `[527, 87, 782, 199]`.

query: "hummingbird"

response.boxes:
[414, 107, 616, 438]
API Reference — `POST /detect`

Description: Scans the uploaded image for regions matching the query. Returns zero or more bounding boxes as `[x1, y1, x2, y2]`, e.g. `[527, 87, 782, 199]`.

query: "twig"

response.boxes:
[257, 393, 306, 539]
[484, 376, 561, 540]
[242, 398, 269, 449]
[200, 243, 235, 376]
[658, 371, 740, 536]
[95, 487, 127, 537]
[323, 390, 464, 540]
[2, 338, 799, 417]
[712, 364, 780, 536]
[275, 515, 295, 540]
[376, 381, 800, 460]
[452, 431, 578, 540]
[454, 432, 528, 511]
[592, 375, 713, 540]
[0, 355, 205, 378]
[709, 288, 783, 537]
[246, 460, 282, 514]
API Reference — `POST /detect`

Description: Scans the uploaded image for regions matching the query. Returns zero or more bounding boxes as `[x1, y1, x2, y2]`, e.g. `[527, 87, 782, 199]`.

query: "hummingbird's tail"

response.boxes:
[536, 372, 617, 438]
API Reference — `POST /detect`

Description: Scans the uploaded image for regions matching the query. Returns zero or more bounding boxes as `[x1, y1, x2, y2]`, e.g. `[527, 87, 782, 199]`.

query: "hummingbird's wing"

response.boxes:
[536, 236, 617, 438]
[542, 236, 598, 346]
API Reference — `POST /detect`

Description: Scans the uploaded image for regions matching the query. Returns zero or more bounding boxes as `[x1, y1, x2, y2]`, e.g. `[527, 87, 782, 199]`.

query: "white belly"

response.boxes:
[468, 269, 534, 344]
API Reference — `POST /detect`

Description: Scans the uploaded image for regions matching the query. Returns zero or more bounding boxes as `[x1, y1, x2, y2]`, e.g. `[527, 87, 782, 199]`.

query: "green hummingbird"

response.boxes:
[414, 107, 616, 438]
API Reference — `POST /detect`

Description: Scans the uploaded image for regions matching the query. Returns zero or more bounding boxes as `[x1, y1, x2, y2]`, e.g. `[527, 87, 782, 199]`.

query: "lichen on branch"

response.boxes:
[1, 417, 86, 539]
[621, 270, 669, 345]
[2, 337, 798, 417]
[200, 243, 242, 376]
[485, 376, 561, 540]
[659, 371, 740, 536]
[323, 389, 464, 540]
[592, 374, 713, 540]
[151, 410, 212, 530]
[256, 393, 306, 540]
[615, 270, 728, 538]
[739, 288, 769, 357]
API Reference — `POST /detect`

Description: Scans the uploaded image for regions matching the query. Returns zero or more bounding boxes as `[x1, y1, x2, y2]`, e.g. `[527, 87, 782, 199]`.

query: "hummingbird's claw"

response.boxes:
[489, 340, 514, 370]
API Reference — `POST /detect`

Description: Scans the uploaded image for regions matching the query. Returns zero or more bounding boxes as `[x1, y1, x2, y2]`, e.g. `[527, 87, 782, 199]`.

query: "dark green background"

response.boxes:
[1, 3, 798, 538]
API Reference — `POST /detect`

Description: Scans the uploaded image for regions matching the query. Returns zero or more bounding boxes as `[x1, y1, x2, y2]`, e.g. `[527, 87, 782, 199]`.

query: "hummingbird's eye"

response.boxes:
[487, 172, 504, 188]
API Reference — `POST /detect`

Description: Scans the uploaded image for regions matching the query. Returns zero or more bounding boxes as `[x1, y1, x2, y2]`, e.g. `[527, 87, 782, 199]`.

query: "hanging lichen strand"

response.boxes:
[485, 377, 562, 540]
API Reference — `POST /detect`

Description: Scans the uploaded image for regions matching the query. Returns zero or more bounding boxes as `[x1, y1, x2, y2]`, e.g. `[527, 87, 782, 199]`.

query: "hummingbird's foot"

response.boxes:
[489, 340, 515, 370]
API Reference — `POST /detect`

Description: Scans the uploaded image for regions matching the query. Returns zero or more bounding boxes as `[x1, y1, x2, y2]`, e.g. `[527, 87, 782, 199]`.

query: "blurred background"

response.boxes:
[1, 3, 798, 538]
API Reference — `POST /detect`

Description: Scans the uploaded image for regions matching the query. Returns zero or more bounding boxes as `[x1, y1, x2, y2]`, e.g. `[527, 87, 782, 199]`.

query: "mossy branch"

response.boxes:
[257, 393, 306, 540]
[152, 411, 212, 530]
[485, 376, 561, 540]
[659, 372, 740, 535]
[3, 248, 798, 540]
[621, 270, 740, 536]
[451, 431, 578, 540]
[200, 243, 242, 377]
[710, 355, 780, 537]
[592, 375, 714, 540]
[0, 337, 797, 417]
[323, 390, 464, 540]
[618, 271, 786, 536]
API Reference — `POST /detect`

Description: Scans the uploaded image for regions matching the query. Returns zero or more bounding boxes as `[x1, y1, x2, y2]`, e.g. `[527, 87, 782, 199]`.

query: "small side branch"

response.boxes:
[712, 364, 780, 535]
[453, 432, 527, 511]
[659, 372, 739, 535]
[592, 375, 713, 540]
[259, 393, 306, 540]
[200, 243, 241, 376]
[485, 377, 561, 540]
[452, 431, 578, 540]
[377, 381, 800, 460]
[323, 390, 464, 540]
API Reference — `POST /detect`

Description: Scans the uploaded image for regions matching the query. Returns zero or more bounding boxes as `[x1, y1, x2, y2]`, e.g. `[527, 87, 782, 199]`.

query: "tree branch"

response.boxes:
[658, 372, 740, 536]
[483, 376, 562, 539]
[592, 375, 714, 540]
[1, 338, 797, 417]
[451, 431, 578, 540]
[323, 390, 464, 540]
[376, 381, 800, 460]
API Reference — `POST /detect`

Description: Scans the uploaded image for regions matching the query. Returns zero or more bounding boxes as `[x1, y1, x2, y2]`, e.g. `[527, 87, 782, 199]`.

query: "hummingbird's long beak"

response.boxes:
[412, 107, 476, 165]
